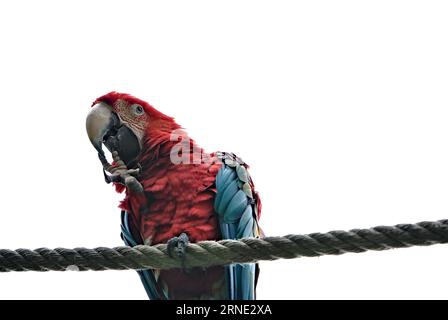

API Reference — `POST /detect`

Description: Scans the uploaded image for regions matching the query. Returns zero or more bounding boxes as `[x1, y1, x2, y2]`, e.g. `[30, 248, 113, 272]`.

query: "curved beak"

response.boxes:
[86, 102, 141, 166]
[86, 102, 119, 155]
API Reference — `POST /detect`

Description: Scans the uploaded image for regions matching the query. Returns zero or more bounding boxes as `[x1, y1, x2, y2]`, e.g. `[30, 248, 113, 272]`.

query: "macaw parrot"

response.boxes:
[86, 92, 262, 300]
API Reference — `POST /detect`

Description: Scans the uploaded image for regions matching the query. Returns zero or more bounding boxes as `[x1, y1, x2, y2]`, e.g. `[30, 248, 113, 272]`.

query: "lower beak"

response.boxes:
[86, 102, 141, 166]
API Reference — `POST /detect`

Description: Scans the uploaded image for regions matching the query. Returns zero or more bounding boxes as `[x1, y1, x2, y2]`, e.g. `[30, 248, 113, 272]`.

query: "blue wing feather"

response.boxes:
[237, 206, 253, 237]
[216, 180, 240, 214]
[224, 190, 248, 223]
[214, 153, 259, 300]
[214, 167, 237, 212]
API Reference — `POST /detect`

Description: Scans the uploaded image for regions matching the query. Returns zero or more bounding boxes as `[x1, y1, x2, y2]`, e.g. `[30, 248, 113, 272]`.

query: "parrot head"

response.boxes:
[86, 91, 180, 167]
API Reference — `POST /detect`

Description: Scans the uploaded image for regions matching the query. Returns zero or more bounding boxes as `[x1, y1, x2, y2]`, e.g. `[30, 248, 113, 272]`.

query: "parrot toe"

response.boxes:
[103, 151, 143, 192]
[167, 233, 190, 272]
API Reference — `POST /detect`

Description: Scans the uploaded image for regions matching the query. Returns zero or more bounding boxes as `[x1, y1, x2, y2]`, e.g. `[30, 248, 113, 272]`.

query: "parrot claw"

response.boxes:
[167, 233, 190, 272]
[102, 151, 144, 193]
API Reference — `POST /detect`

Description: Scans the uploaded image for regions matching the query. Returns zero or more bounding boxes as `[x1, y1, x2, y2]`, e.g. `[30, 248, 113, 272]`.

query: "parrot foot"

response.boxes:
[103, 151, 143, 193]
[167, 233, 190, 272]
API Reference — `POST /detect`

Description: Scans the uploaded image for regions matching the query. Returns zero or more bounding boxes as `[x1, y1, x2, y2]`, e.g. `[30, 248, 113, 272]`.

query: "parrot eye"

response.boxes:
[132, 104, 145, 116]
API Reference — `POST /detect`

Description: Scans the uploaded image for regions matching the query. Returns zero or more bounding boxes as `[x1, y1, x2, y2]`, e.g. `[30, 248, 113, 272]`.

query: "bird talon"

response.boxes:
[167, 233, 190, 272]
[103, 169, 112, 184]
[100, 152, 143, 192]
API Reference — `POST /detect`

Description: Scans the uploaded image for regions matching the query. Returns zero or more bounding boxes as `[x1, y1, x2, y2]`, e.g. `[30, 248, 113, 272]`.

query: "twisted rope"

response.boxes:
[1, 219, 448, 272]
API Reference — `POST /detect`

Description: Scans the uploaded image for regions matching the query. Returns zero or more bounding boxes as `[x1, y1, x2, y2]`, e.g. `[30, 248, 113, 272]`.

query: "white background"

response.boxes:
[0, 1, 447, 299]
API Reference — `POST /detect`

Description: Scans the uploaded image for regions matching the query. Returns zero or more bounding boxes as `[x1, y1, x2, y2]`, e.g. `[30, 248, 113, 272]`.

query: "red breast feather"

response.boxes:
[119, 121, 223, 244]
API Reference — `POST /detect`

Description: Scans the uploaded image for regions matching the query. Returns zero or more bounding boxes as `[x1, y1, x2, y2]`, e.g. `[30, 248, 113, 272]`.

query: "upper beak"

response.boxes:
[86, 102, 141, 166]
[86, 102, 119, 155]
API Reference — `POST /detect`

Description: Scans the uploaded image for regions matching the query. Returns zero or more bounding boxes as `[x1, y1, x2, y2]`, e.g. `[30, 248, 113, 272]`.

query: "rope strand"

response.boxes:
[1, 219, 447, 272]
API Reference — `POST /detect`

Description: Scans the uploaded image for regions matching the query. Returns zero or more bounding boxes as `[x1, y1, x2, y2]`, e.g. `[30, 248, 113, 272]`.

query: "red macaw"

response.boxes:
[86, 92, 262, 299]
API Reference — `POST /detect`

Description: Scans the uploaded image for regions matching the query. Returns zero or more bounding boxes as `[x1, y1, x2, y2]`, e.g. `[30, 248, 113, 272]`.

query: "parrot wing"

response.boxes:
[214, 152, 261, 300]
[120, 210, 167, 300]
